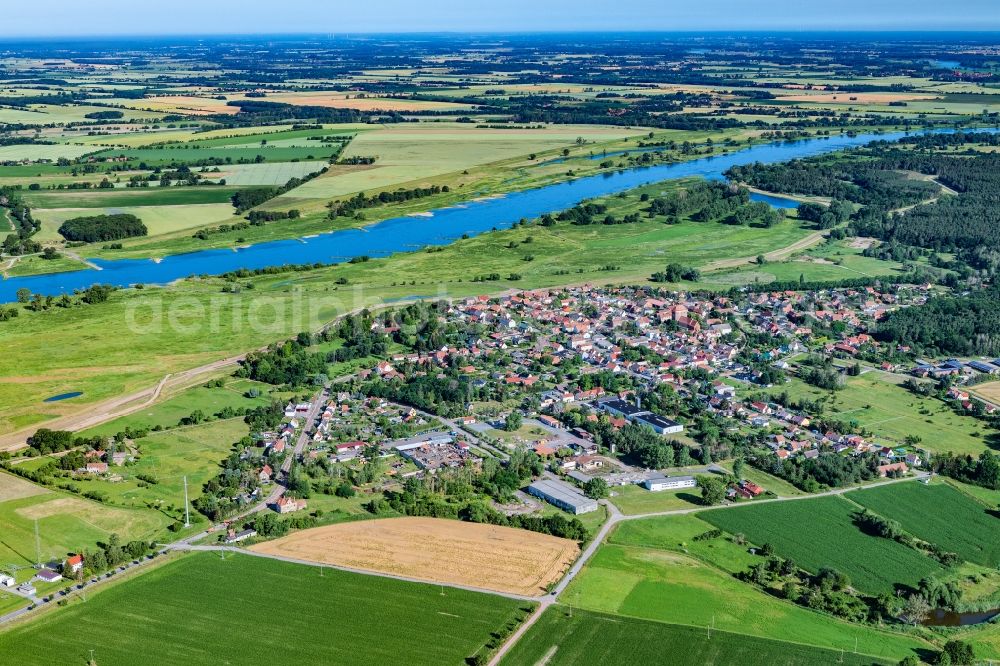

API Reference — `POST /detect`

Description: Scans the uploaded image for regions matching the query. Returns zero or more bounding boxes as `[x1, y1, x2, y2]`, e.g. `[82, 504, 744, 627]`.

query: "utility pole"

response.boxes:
[34, 519, 41, 567]
[183, 476, 191, 528]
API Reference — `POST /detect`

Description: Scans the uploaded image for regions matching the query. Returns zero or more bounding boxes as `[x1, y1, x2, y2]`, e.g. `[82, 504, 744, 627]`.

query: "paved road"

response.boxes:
[486, 471, 931, 665]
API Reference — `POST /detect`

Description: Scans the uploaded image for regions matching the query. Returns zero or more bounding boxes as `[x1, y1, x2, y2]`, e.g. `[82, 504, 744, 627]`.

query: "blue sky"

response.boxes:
[5, 0, 1000, 36]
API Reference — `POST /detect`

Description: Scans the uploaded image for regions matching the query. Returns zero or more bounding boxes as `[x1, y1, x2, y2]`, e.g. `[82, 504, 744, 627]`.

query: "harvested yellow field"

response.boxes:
[0, 471, 48, 503]
[250, 516, 579, 596]
[244, 92, 471, 112]
[111, 95, 239, 115]
[972, 381, 1000, 404]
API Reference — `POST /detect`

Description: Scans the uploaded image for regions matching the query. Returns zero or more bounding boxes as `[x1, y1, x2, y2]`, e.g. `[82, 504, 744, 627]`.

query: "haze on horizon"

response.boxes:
[4, 0, 1000, 37]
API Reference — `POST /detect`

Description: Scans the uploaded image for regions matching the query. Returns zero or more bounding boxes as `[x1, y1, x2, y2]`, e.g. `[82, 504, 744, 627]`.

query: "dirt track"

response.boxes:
[249, 517, 579, 596]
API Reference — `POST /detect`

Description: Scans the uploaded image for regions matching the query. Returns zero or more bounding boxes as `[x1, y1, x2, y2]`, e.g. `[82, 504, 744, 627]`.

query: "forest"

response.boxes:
[875, 286, 1000, 355]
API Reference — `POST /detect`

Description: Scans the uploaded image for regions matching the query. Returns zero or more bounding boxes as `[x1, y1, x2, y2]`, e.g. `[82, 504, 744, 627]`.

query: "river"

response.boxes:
[1, 128, 993, 302]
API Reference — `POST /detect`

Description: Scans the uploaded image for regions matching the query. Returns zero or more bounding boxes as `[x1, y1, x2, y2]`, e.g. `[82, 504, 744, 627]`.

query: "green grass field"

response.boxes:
[500, 607, 897, 666]
[78, 378, 273, 438]
[764, 373, 994, 456]
[608, 484, 703, 515]
[700, 497, 942, 594]
[847, 482, 1000, 567]
[0, 472, 170, 567]
[561, 542, 930, 660]
[22, 187, 238, 210]
[0, 552, 530, 666]
[51, 417, 249, 518]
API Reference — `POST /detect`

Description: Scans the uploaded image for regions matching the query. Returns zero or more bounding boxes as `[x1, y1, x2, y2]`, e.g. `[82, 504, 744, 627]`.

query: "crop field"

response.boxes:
[0, 143, 98, 161]
[34, 203, 238, 240]
[700, 496, 942, 594]
[277, 123, 646, 202]
[971, 380, 1000, 405]
[103, 94, 240, 115]
[90, 144, 341, 165]
[847, 482, 1000, 567]
[209, 160, 328, 186]
[0, 552, 529, 666]
[561, 543, 929, 659]
[235, 91, 474, 112]
[764, 373, 993, 456]
[49, 417, 249, 516]
[249, 516, 579, 596]
[0, 473, 169, 567]
[499, 607, 894, 666]
[22, 187, 238, 210]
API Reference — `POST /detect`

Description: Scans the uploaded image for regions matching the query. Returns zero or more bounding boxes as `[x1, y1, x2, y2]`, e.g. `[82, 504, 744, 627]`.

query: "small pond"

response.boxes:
[922, 608, 1000, 627]
[43, 391, 83, 403]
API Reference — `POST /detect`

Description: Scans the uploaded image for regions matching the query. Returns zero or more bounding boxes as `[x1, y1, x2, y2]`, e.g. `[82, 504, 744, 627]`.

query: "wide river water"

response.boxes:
[0, 128, 989, 302]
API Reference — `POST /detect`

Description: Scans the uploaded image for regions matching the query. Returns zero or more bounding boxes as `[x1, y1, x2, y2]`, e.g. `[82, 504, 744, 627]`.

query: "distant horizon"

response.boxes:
[3, 29, 1000, 42]
[4, 0, 1000, 37]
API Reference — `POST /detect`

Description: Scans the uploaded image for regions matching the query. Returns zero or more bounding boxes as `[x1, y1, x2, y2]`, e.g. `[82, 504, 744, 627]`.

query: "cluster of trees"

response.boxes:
[797, 356, 845, 391]
[796, 199, 853, 229]
[608, 423, 693, 469]
[549, 202, 640, 226]
[650, 262, 700, 283]
[753, 451, 882, 492]
[474, 450, 543, 502]
[77, 534, 152, 579]
[193, 437, 270, 521]
[246, 209, 300, 223]
[875, 286, 1000, 356]
[58, 213, 147, 242]
[237, 338, 329, 386]
[326, 184, 449, 220]
[0, 187, 40, 255]
[932, 450, 1000, 490]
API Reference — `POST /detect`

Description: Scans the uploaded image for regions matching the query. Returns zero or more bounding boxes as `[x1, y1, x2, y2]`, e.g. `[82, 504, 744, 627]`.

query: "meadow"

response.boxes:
[0, 552, 530, 666]
[561, 542, 930, 660]
[764, 373, 994, 456]
[847, 482, 1000, 567]
[55, 417, 249, 516]
[500, 607, 897, 666]
[700, 496, 942, 594]
[0, 472, 170, 568]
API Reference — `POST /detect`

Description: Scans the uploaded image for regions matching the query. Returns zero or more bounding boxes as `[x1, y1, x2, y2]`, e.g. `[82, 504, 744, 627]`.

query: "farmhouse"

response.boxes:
[0, 574, 14, 587]
[274, 497, 307, 514]
[527, 478, 599, 515]
[65, 554, 84, 574]
[877, 462, 908, 478]
[643, 474, 696, 492]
